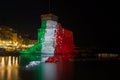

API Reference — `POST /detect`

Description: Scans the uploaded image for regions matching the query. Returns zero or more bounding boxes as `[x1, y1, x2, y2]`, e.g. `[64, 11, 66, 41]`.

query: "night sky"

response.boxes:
[0, 0, 120, 48]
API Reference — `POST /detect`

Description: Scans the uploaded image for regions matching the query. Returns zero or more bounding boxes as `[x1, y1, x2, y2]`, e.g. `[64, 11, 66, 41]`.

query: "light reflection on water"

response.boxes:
[0, 56, 74, 80]
[0, 56, 19, 80]
[0, 54, 119, 80]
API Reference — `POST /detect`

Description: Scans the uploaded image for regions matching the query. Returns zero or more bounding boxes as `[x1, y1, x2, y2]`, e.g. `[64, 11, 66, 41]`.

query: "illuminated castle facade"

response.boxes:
[20, 14, 78, 62]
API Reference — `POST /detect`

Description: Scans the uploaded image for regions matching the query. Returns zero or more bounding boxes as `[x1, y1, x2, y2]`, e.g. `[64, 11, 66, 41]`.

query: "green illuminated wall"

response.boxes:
[20, 21, 47, 55]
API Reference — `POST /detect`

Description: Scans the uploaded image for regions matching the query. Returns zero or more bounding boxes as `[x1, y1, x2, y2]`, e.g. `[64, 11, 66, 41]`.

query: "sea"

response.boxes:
[0, 52, 120, 80]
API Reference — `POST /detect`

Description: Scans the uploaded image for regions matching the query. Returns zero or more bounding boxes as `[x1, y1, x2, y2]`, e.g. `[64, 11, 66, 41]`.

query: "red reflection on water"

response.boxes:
[56, 60, 74, 80]
[41, 60, 74, 80]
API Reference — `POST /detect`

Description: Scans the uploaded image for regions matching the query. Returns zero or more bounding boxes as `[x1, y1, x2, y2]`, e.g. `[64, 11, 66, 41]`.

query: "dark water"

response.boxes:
[0, 56, 120, 80]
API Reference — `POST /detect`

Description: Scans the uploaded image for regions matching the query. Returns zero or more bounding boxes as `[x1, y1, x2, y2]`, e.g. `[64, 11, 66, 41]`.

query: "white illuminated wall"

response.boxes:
[41, 20, 58, 62]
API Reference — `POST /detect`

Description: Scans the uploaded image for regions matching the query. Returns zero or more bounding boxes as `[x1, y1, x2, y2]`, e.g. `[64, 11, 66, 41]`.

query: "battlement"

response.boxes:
[41, 13, 58, 21]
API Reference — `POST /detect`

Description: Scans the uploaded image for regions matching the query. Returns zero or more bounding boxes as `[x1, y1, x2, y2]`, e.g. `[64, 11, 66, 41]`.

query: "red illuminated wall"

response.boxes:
[45, 24, 79, 63]
[54, 24, 77, 56]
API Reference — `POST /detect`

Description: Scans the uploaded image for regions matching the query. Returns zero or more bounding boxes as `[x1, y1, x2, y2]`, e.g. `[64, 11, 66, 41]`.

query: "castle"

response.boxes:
[20, 14, 78, 62]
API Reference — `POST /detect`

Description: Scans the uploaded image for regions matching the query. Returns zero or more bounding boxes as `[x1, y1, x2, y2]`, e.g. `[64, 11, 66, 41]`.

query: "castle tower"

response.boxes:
[38, 14, 59, 56]
[20, 13, 78, 62]
[38, 13, 58, 43]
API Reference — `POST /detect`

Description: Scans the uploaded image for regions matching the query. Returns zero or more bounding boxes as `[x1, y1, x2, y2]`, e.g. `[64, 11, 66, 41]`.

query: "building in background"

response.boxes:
[0, 25, 36, 52]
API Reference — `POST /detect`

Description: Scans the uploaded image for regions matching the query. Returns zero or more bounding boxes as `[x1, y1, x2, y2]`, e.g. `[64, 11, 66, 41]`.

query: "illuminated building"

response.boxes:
[20, 14, 78, 62]
[0, 26, 23, 51]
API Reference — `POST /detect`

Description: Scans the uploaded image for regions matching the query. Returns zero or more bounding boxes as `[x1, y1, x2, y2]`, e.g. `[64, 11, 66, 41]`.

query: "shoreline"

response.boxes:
[0, 51, 19, 56]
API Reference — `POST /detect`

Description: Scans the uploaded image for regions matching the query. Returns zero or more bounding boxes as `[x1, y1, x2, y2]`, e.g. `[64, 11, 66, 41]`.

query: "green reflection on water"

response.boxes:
[20, 55, 41, 66]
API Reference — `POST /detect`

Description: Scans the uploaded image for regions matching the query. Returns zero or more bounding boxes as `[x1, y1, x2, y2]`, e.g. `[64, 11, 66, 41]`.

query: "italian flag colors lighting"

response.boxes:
[20, 14, 78, 62]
